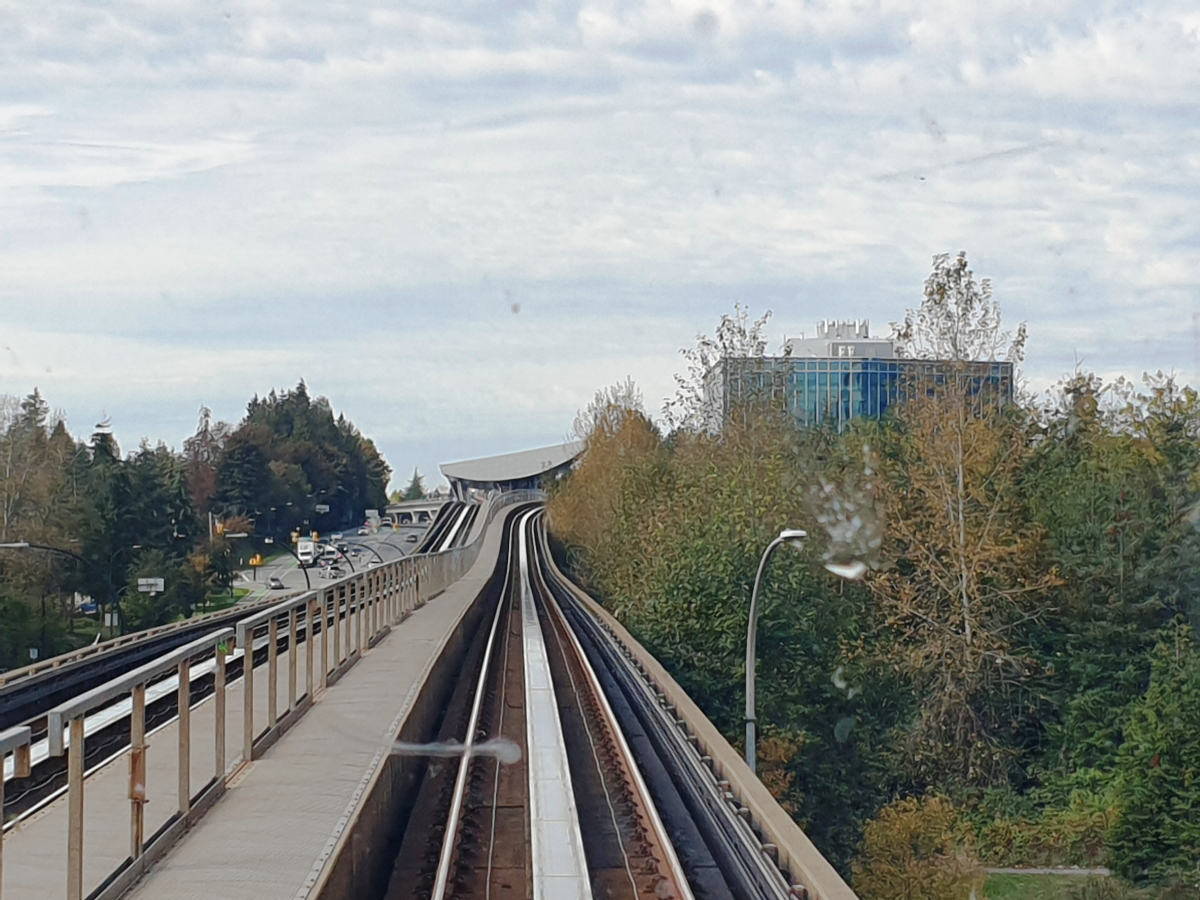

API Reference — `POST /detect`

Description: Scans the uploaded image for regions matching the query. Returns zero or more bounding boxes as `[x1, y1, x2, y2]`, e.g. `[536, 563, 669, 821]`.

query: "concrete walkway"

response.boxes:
[1, 506, 512, 900]
[124, 506, 510, 900]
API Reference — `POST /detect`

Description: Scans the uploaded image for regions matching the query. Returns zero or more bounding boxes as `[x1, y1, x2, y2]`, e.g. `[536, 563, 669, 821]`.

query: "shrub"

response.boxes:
[852, 796, 982, 900]
[1107, 627, 1200, 888]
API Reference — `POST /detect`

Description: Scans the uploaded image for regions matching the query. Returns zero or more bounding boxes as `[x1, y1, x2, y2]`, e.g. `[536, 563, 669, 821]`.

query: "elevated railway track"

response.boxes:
[0, 496, 853, 900]
[371, 507, 831, 900]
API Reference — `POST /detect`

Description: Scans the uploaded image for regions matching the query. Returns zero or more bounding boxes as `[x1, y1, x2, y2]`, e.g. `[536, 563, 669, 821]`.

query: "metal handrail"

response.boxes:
[32, 489, 544, 900]
[0, 592, 282, 691]
[46, 627, 234, 900]
[0, 725, 31, 898]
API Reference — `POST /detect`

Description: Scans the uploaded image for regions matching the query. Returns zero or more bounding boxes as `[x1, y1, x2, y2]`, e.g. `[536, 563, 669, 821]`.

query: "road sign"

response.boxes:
[137, 578, 165, 593]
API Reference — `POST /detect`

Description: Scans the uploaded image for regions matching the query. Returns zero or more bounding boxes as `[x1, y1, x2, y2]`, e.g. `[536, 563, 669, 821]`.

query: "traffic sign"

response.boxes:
[137, 578, 165, 593]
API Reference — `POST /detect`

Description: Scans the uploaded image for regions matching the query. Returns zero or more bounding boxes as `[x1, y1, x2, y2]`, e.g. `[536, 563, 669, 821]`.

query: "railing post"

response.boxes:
[130, 683, 146, 859]
[215, 641, 226, 781]
[288, 608, 297, 711]
[305, 598, 315, 699]
[1, 729, 30, 896]
[356, 580, 364, 651]
[267, 617, 278, 728]
[67, 716, 85, 900]
[242, 625, 255, 764]
[178, 657, 190, 815]
[320, 593, 329, 689]
[333, 589, 341, 667]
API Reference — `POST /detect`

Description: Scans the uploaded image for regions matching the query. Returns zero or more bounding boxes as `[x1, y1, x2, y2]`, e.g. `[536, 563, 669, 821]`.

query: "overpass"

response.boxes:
[0, 492, 856, 900]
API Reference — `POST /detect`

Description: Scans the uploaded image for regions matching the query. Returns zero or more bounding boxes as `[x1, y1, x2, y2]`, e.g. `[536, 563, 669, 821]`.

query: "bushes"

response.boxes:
[1107, 628, 1200, 887]
[548, 370, 1200, 883]
[852, 796, 982, 900]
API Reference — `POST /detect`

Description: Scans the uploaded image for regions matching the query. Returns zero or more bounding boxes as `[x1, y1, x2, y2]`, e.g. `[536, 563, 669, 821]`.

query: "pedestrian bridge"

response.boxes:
[0, 492, 856, 900]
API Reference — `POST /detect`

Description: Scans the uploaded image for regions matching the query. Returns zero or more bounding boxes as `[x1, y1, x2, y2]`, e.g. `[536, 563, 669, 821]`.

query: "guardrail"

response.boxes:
[46, 628, 234, 900]
[544, 552, 858, 900]
[0, 725, 31, 897]
[32, 489, 544, 900]
[0, 592, 284, 692]
[235, 489, 544, 763]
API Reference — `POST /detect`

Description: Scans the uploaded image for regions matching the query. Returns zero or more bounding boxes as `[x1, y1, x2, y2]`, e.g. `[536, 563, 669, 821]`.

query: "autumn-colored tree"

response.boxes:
[867, 381, 1057, 787]
[891, 251, 1026, 364]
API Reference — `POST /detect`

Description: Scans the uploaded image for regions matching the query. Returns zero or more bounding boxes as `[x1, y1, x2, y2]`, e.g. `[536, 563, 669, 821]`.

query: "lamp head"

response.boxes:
[779, 528, 807, 549]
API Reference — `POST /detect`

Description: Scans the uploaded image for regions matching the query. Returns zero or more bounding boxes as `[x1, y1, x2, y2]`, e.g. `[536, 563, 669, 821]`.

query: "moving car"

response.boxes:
[357, 527, 369, 536]
[405, 534, 419, 543]
[267, 576, 285, 590]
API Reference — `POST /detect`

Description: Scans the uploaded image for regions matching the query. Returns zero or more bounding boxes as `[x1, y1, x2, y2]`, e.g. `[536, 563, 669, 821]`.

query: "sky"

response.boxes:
[1, 0, 1197, 490]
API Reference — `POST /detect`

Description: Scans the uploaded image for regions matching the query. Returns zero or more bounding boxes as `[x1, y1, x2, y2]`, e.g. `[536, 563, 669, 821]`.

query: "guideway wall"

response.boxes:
[0, 491, 539, 900]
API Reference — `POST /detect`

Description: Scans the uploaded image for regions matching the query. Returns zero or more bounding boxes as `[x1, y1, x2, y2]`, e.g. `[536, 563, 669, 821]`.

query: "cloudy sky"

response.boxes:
[2, 0, 1197, 488]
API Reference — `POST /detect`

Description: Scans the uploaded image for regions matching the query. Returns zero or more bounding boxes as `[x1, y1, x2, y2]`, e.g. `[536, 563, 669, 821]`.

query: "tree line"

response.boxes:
[547, 255, 1200, 895]
[0, 381, 388, 666]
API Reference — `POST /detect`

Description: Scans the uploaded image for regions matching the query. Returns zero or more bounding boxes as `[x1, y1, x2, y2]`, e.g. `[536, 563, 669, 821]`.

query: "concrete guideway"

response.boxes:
[0, 492, 538, 900]
[117, 501, 529, 900]
[0, 489, 854, 900]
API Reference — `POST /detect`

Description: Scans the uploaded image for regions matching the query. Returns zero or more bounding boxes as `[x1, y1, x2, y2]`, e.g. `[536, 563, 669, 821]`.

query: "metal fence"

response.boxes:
[34, 489, 543, 900]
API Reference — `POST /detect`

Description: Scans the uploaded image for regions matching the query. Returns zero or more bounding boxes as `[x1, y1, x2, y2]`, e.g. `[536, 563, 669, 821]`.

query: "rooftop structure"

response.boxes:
[783, 319, 896, 359]
[440, 440, 586, 499]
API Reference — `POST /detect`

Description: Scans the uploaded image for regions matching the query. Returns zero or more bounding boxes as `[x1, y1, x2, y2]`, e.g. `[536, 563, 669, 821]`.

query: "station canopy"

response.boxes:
[440, 440, 585, 498]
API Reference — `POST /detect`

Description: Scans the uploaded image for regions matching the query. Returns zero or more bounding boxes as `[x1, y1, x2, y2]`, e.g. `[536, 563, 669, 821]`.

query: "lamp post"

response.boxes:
[745, 528, 807, 775]
[0, 541, 127, 638]
[258, 536, 311, 590]
[345, 541, 385, 564]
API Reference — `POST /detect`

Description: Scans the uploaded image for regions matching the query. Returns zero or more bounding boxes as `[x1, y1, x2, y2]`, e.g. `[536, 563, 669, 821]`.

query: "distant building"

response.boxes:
[440, 440, 586, 500]
[706, 319, 1014, 430]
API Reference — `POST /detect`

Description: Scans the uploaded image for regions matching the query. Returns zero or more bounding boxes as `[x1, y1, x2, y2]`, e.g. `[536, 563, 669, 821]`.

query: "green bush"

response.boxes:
[1107, 627, 1200, 887]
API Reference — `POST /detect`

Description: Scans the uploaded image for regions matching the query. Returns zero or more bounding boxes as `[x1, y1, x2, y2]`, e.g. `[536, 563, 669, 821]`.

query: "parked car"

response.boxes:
[267, 576, 285, 590]
[367, 560, 382, 569]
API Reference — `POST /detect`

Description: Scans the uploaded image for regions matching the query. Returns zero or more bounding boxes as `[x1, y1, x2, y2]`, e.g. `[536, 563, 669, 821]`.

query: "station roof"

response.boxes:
[440, 440, 586, 485]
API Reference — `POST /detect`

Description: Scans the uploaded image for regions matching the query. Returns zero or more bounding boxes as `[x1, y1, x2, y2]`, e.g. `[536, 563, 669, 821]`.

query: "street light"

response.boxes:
[0, 540, 139, 639]
[345, 541, 385, 564]
[745, 528, 807, 775]
[256, 535, 311, 590]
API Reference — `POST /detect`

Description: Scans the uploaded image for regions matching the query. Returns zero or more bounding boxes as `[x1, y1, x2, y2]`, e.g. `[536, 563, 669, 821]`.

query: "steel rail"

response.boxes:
[429, 506, 520, 900]
[436, 503, 473, 553]
[538, 532, 796, 900]
[529, 513, 696, 900]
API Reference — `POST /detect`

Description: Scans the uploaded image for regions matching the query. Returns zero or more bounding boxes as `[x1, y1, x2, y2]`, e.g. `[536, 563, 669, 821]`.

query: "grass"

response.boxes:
[200, 588, 251, 613]
[986, 875, 1094, 900]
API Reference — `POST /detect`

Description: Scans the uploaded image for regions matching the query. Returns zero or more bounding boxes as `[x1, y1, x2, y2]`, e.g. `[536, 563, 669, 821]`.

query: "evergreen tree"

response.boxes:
[401, 468, 426, 500]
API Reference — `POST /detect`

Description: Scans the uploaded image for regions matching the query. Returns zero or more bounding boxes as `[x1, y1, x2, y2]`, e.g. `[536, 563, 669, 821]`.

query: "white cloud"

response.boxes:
[0, 0, 1196, 487]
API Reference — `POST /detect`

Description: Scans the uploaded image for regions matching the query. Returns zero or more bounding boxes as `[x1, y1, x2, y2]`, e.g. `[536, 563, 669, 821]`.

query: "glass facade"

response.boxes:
[714, 357, 1013, 430]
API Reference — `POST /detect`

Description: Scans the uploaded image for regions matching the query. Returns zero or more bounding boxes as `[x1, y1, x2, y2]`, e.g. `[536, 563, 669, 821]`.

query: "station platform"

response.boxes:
[4, 506, 514, 900]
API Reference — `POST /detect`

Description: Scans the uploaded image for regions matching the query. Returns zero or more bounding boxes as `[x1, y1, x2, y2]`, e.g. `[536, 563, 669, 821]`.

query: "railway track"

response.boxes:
[381, 506, 799, 900]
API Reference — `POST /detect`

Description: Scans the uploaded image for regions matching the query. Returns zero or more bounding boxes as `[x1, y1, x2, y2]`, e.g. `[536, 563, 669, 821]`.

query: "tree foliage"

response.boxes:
[0, 382, 389, 668]
[401, 468, 427, 501]
[663, 303, 772, 433]
[891, 251, 1027, 363]
[851, 796, 982, 900]
[549, 275, 1200, 886]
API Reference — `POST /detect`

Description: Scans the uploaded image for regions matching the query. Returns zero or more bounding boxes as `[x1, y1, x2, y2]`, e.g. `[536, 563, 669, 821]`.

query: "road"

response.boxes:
[235, 524, 430, 602]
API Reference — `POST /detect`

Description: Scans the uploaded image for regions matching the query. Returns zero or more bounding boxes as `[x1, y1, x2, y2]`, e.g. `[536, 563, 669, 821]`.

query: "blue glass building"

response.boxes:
[705, 321, 1014, 430]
